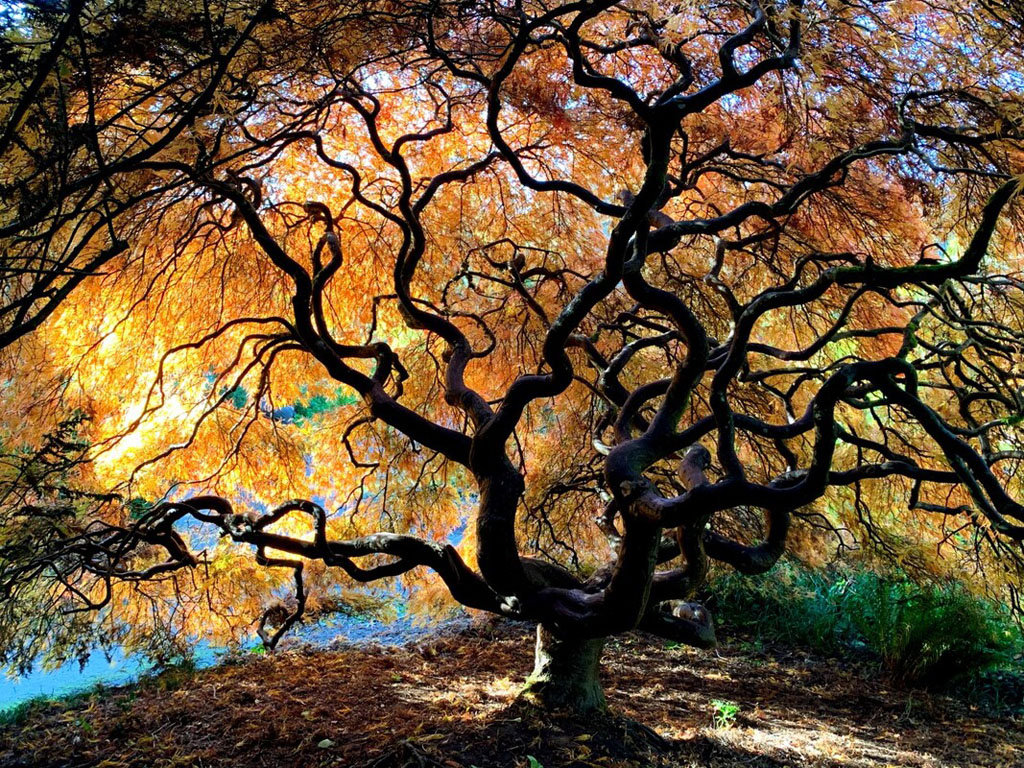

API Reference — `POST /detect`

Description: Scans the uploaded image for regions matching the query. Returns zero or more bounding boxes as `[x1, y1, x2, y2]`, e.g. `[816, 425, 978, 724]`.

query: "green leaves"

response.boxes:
[711, 699, 740, 729]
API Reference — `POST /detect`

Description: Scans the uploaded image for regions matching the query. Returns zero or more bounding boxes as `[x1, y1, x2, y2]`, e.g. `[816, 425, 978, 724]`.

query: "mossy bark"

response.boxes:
[520, 625, 606, 713]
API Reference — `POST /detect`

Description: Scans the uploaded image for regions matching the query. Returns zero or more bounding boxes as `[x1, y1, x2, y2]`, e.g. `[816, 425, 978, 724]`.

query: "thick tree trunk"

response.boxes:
[520, 624, 606, 713]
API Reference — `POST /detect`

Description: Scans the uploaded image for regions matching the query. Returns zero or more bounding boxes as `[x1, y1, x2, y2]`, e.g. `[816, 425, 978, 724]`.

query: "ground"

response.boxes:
[1, 622, 1020, 768]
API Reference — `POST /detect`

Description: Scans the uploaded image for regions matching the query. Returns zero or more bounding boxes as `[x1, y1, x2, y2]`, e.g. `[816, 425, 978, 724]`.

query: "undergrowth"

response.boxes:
[0, 652, 199, 721]
[708, 561, 1024, 705]
[0, 686, 104, 726]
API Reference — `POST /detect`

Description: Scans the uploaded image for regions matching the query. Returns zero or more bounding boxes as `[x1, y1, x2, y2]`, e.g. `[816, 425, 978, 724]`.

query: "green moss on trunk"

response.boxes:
[520, 625, 606, 713]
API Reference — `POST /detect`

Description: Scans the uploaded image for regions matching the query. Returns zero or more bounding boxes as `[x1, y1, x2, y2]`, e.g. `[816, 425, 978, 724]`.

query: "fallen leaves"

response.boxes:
[0, 624, 1019, 768]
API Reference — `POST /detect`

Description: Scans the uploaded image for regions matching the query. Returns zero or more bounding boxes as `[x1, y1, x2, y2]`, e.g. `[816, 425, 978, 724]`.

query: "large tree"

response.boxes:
[2, 0, 1024, 713]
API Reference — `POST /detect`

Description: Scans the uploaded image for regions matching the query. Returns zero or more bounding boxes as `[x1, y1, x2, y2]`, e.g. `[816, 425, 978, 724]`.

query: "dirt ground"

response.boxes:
[1, 622, 1020, 768]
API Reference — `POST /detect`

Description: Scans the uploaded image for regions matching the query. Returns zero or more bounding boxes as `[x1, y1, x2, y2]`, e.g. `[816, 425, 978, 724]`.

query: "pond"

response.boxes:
[1, 611, 470, 713]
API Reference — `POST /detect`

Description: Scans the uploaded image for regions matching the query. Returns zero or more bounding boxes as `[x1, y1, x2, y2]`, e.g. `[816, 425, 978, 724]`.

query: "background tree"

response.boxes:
[2, 0, 1024, 713]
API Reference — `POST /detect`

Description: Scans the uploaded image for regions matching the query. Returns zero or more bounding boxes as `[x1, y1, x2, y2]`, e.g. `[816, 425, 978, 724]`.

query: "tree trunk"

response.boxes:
[520, 624, 606, 713]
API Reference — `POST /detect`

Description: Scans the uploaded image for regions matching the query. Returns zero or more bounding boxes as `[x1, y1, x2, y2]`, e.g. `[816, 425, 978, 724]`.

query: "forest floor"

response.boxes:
[0, 621, 1020, 768]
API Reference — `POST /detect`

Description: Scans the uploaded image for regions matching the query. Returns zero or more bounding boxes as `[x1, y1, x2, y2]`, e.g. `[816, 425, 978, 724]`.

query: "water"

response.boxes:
[0, 611, 469, 713]
[1, 647, 148, 710]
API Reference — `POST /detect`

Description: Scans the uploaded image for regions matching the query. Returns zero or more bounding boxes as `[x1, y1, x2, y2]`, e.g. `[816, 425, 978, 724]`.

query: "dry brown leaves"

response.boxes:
[0, 623, 1020, 768]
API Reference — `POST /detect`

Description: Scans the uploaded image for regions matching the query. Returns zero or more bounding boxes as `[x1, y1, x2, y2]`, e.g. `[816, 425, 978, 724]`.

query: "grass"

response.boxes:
[0, 698, 42, 727]
[1, 651, 200, 727]
[0, 685, 107, 727]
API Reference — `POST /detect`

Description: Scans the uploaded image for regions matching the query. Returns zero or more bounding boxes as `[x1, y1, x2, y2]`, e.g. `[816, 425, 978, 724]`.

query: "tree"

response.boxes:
[2, 0, 1024, 714]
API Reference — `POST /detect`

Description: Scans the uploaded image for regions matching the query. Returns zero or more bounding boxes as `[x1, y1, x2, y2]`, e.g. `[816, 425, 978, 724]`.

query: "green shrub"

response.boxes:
[708, 561, 852, 654]
[962, 668, 1024, 714]
[844, 574, 1019, 689]
[708, 560, 1023, 692]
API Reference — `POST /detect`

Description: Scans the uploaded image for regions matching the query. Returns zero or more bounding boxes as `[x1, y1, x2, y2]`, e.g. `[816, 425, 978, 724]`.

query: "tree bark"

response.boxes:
[520, 624, 607, 713]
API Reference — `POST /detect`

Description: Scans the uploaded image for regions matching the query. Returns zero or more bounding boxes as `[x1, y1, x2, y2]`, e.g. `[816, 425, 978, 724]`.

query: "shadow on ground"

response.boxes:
[1, 623, 1020, 767]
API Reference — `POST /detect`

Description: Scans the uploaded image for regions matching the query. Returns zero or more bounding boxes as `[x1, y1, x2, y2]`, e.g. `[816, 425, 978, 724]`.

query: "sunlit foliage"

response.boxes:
[1, 0, 1023, 707]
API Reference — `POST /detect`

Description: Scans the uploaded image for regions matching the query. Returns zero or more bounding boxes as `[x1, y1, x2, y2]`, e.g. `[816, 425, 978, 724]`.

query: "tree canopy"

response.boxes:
[1, 0, 1024, 711]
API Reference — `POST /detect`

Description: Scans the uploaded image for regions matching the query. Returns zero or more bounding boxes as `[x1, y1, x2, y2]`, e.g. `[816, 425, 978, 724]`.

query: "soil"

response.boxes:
[1, 622, 1020, 768]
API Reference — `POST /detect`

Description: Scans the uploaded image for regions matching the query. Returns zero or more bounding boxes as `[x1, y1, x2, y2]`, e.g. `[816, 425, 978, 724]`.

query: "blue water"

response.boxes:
[0, 612, 468, 713]
[1, 646, 148, 709]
